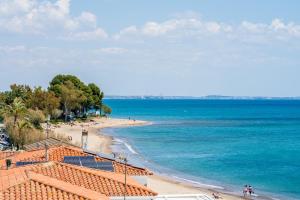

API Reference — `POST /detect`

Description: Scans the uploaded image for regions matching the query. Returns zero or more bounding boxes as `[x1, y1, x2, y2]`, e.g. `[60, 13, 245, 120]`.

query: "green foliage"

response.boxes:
[1, 97, 27, 126]
[51, 109, 63, 120]
[30, 87, 60, 116]
[59, 80, 86, 121]
[49, 74, 107, 120]
[88, 83, 104, 110]
[0, 74, 108, 123]
[1, 98, 44, 149]
[0, 74, 110, 145]
[5, 84, 32, 106]
[102, 104, 112, 116]
[27, 109, 45, 129]
[5, 117, 43, 149]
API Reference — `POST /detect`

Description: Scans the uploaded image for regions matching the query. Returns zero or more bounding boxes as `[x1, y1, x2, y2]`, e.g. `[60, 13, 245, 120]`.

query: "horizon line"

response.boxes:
[104, 95, 300, 100]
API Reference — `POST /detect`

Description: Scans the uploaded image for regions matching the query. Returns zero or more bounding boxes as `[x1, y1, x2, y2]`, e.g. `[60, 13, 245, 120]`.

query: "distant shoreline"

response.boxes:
[104, 95, 300, 100]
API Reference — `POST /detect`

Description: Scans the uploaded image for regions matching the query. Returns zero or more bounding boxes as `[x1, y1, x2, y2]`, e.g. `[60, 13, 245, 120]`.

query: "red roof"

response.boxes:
[0, 161, 157, 198]
[0, 170, 108, 200]
[0, 145, 152, 176]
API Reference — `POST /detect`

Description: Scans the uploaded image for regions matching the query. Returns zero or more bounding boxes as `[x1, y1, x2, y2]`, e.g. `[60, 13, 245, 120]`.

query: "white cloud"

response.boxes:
[114, 18, 234, 41]
[271, 19, 285, 30]
[205, 22, 221, 33]
[270, 18, 300, 37]
[0, 45, 26, 53]
[115, 17, 300, 43]
[241, 21, 267, 33]
[55, 0, 70, 15]
[66, 28, 108, 41]
[240, 18, 300, 38]
[76, 12, 97, 28]
[0, 0, 35, 16]
[113, 26, 138, 40]
[95, 47, 128, 54]
[2, 1, 299, 43]
[0, 0, 107, 40]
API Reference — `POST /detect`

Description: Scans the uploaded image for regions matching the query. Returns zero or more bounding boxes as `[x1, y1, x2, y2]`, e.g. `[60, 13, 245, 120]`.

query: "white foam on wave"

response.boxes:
[113, 138, 138, 154]
[171, 175, 224, 190]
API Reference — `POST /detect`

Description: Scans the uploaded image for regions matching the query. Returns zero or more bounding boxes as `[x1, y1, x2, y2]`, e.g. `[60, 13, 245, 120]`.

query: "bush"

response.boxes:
[51, 109, 63, 120]
[28, 109, 45, 129]
[4, 117, 45, 149]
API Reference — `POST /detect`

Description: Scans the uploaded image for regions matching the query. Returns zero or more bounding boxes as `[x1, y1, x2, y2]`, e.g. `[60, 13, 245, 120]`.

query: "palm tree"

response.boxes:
[15, 119, 32, 149]
[0, 97, 27, 126]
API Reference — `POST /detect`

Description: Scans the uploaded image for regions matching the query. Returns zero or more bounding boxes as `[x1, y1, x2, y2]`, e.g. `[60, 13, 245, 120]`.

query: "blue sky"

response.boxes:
[0, 0, 300, 97]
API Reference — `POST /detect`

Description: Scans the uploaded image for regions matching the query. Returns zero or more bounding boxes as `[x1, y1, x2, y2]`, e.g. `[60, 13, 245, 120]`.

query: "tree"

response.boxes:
[0, 92, 6, 103]
[102, 104, 112, 116]
[49, 74, 106, 117]
[0, 93, 6, 121]
[59, 81, 85, 121]
[27, 109, 45, 129]
[0, 97, 27, 126]
[49, 74, 86, 91]
[14, 119, 32, 149]
[51, 109, 63, 120]
[88, 83, 104, 114]
[1, 97, 44, 149]
[30, 87, 60, 117]
[5, 116, 43, 149]
[5, 84, 32, 106]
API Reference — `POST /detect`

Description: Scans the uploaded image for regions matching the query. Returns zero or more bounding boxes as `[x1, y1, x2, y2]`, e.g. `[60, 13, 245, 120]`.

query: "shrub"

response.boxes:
[28, 109, 45, 129]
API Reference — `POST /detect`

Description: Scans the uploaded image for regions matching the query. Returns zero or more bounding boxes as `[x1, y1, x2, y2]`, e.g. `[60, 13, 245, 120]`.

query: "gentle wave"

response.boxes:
[113, 138, 138, 154]
[106, 129, 288, 200]
[171, 175, 224, 190]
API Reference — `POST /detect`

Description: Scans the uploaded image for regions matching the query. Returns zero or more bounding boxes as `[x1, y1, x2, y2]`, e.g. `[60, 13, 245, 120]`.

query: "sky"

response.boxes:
[0, 0, 300, 97]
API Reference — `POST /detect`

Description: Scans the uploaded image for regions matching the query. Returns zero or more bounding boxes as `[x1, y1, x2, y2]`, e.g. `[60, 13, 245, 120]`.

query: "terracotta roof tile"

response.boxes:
[0, 146, 152, 175]
[0, 151, 19, 160]
[31, 162, 157, 197]
[0, 162, 157, 198]
[0, 171, 108, 200]
[0, 164, 39, 191]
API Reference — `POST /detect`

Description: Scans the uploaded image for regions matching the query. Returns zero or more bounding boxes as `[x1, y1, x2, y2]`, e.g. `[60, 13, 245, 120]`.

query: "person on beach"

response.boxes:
[212, 192, 221, 199]
[248, 185, 254, 196]
[243, 185, 248, 197]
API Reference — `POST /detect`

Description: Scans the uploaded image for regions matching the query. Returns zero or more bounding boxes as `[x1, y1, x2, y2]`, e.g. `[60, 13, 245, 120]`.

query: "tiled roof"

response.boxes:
[0, 162, 157, 198]
[0, 170, 108, 200]
[23, 137, 74, 151]
[0, 151, 18, 160]
[0, 164, 37, 191]
[0, 146, 152, 175]
[31, 162, 157, 196]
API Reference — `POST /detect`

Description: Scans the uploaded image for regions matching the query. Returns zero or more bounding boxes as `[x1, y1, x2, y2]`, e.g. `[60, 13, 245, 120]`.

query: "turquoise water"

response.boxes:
[104, 99, 300, 200]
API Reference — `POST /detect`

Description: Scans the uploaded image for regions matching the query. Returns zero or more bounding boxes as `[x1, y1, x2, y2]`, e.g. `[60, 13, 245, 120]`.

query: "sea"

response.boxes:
[103, 99, 300, 200]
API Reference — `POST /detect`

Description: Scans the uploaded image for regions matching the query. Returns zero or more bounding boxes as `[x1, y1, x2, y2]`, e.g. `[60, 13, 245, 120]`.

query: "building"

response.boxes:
[0, 145, 157, 200]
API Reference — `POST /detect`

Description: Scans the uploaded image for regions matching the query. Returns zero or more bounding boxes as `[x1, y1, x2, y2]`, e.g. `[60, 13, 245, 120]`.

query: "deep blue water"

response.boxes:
[104, 99, 300, 200]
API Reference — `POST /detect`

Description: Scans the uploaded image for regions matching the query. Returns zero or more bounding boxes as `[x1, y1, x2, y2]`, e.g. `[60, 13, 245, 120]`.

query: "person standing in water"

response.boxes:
[243, 185, 248, 197]
[248, 185, 254, 196]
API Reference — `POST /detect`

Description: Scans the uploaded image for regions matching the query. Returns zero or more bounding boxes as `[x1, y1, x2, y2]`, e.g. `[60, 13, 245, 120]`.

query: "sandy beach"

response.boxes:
[52, 117, 246, 200]
[51, 117, 149, 153]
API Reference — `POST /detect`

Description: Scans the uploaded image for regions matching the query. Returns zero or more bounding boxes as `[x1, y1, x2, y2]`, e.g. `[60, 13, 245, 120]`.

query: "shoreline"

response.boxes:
[51, 117, 149, 154]
[51, 117, 273, 200]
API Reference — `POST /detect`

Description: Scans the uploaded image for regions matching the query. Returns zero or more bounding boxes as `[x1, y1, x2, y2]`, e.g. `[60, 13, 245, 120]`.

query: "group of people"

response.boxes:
[243, 185, 254, 197]
[211, 184, 255, 199]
